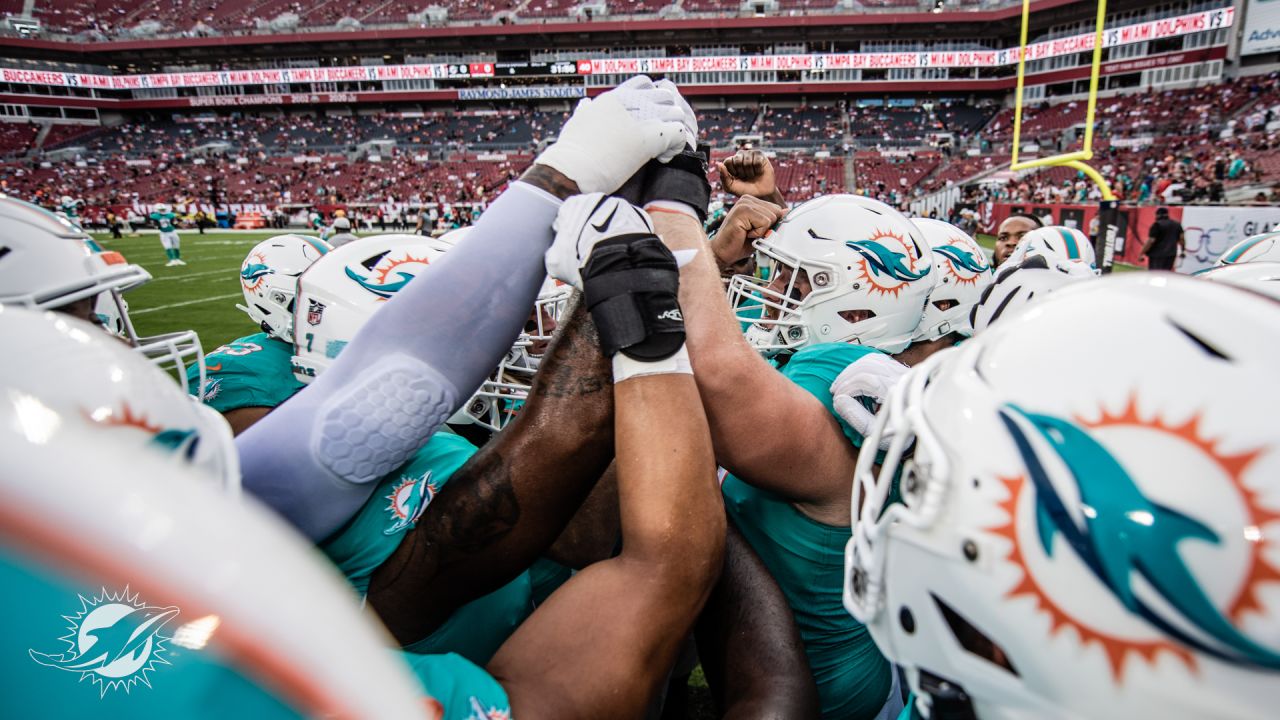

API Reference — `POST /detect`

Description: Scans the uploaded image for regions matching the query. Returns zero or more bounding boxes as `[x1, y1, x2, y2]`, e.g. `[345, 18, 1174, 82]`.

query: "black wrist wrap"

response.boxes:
[582, 233, 686, 360]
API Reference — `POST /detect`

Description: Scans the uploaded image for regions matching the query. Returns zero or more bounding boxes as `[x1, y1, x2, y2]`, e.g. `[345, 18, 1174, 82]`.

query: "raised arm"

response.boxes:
[235, 76, 688, 541]
[366, 296, 617, 644]
[487, 197, 725, 718]
[651, 207, 858, 513]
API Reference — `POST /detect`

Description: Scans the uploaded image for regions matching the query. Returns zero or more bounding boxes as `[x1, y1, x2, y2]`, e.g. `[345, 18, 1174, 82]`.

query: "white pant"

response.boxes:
[159, 231, 180, 250]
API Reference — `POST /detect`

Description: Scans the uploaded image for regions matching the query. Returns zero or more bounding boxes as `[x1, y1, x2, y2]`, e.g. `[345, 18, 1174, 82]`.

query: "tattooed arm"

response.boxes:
[366, 293, 616, 645]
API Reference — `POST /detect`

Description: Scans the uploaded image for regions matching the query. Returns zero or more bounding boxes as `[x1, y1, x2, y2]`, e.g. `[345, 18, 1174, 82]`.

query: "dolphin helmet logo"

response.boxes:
[240, 251, 272, 291]
[934, 244, 991, 285]
[992, 401, 1280, 680]
[345, 251, 435, 300]
[845, 231, 930, 297]
[29, 588, 179, 696]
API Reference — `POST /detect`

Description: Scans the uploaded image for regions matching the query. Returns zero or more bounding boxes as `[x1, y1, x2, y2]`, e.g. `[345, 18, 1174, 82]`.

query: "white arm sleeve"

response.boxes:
[236, 181, 562, 540]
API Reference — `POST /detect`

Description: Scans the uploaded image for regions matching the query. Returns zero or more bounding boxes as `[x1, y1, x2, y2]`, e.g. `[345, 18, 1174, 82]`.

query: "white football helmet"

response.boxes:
[727, 194, 935, 356]
[0, 304, 239, 495]
[450, 277, 572, 433]
[969, 254, 1095, 335]
[845, 274, 1280, 720]
[236, 234, 332, 344]
[1195, 261, 1280, 301]
[0, 384, 438, 719]
[1216, 230, 1280, 266]
[155, 202, 172, 215]
[291, 234, 453, 383]
[0, 195, 206, 392]
[1008, 225, 1097, 273]
[911, 218, 994, 341]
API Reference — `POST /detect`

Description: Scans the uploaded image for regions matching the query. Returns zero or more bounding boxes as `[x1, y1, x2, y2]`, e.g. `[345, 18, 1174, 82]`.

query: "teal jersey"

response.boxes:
[60, 200, 80, 218]
[189, 335, 532, 663]
[722, 478, 890, 719]
[781, 342, 884, 449]
[722, 342, 891, 720]
[187, 333, 305, 412]
[320, 432, 533, 665]
[151, 211, 177, 233]
[528, 557, 573, 606]
[401, 652, 511, 720]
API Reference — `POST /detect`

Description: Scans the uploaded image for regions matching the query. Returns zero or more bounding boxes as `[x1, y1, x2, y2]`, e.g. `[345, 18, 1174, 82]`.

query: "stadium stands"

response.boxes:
[2, 73, 1276, 214]
[0, 123, 39, 157]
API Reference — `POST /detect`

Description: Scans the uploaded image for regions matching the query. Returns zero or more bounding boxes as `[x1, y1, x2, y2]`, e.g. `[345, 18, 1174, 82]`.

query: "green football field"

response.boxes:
[92, 230, 286, 351]
[97, 230, 1137, 356]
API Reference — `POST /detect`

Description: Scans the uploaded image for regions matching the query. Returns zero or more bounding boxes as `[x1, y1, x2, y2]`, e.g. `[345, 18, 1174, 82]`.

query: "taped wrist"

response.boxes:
[612, 167, 647, 208]
[640, 148, 711, 223]
[582, 234, 686, 361]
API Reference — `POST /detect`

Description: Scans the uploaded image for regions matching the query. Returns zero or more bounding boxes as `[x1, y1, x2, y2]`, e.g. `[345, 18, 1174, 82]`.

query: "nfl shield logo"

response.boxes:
[307, 299, 326, 326]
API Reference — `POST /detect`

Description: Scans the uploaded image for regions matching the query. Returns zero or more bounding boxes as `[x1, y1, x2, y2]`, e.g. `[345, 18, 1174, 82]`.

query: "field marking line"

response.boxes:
[132, 293, 240, 316]
[150, 269, 231, 282]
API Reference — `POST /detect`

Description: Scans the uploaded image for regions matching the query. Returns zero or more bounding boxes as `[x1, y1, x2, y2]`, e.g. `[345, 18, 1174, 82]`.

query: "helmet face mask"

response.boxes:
[727, 194, 935, 357]
[451, 279, 572, 433]
[0, 196, 207, 394]
[846, 275, 1280, 720]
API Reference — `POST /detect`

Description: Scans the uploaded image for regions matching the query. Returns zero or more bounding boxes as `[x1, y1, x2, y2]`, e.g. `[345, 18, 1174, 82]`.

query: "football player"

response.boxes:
[150, 202, 184, 266]
[0, 334, 445, 719]
[991, 212, 1043, 268]
[910, 218, 995, 343]
[1006, 225, 1098, 274]
[185, 234, 332, 435]
[0, 195, 207, 394]
[845, 274, 1280, 720]
[655, 178, 940, 714]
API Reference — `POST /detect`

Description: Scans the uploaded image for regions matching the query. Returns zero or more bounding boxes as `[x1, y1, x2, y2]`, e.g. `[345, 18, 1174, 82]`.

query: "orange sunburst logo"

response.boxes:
[987, 396, 1279, 683]
[345, 251, 435, 302]
[850, 228, 928, 298]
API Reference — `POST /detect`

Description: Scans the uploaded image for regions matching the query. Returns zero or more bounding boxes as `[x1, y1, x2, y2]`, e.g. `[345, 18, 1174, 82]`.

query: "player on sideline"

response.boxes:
[151, 202, 185, 266]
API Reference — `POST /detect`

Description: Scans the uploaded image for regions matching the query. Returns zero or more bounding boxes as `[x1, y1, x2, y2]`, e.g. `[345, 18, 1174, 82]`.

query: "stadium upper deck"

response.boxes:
[6, 0, 1014, 40]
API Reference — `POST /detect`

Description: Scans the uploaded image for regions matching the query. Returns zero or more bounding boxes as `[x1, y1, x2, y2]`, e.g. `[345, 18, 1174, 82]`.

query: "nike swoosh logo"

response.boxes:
[592, 205, 619, 234]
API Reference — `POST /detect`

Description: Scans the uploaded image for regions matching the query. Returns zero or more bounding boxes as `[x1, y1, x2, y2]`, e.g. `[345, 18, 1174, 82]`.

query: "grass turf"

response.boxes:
[99, 230, 1142, 358]
[92, 230, 285, 351]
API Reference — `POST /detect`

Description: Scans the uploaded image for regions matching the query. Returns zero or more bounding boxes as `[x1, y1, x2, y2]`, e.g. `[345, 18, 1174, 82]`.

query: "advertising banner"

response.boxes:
[1242, 0, 1280, 55]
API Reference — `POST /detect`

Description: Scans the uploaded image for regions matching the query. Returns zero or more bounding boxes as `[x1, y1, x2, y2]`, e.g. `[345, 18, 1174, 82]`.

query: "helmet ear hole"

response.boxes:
[932, 593, 1019, 676]
[838, 309, 876, 324]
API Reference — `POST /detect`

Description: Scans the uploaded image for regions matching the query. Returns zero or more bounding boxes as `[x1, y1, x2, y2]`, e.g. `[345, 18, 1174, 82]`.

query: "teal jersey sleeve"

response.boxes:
[400, 652, 511, 720]
[320, 432, 478, 595]
[187, 333, 305, 412]
[780, 342, 884, 448]
[321, 433, 534, 664]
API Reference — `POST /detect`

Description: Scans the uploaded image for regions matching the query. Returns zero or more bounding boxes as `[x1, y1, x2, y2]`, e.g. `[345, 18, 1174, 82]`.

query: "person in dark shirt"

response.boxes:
[1143, 207, 1185, 271]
